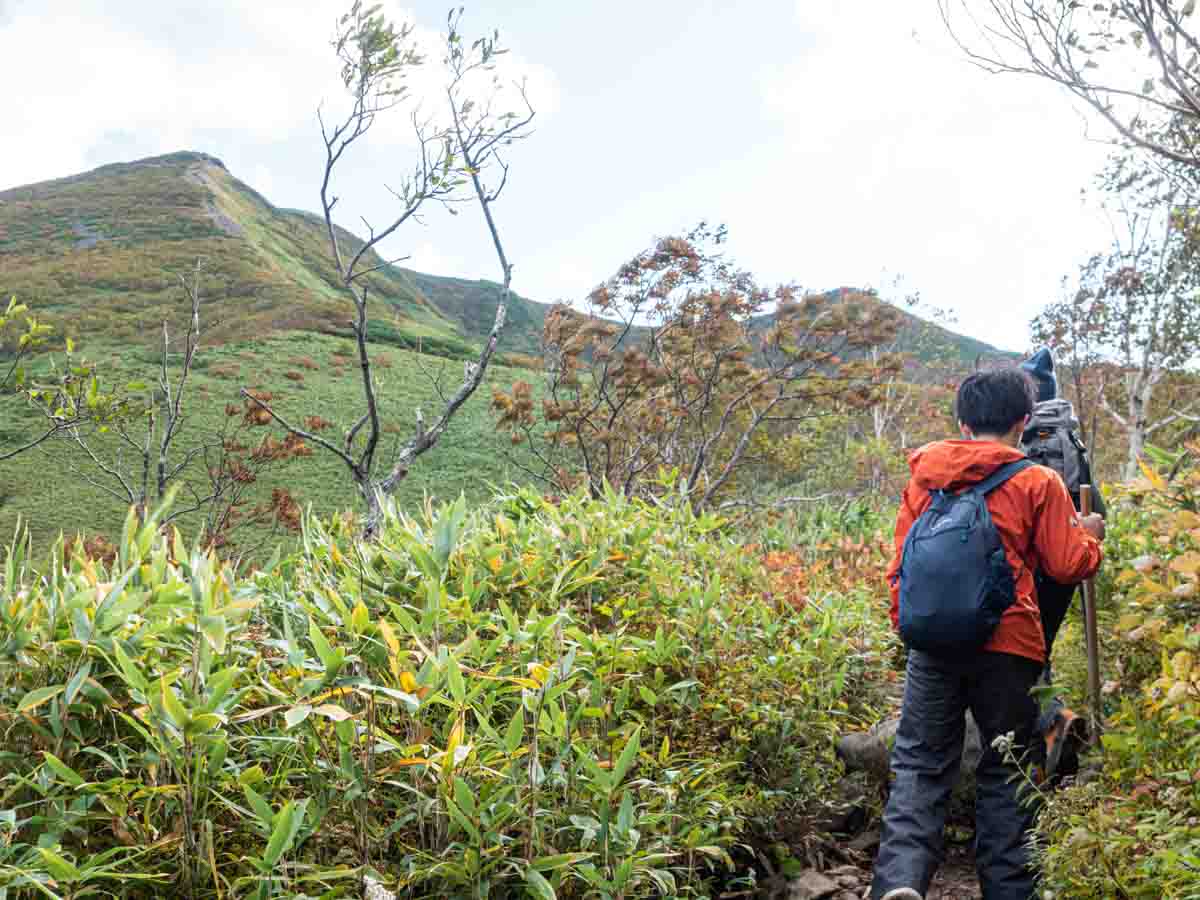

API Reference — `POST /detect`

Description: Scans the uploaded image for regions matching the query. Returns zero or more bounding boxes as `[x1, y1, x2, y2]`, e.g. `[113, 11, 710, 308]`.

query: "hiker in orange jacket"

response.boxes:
[871, 368, 1104, 900]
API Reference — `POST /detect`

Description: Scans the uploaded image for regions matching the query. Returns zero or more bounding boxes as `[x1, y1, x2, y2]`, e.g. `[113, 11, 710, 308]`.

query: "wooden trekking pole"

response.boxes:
[1080, 484, 1103, 747]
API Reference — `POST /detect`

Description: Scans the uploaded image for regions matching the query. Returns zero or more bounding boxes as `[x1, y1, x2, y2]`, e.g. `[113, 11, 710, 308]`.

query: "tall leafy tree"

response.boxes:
[1036, 197, 1200, 479]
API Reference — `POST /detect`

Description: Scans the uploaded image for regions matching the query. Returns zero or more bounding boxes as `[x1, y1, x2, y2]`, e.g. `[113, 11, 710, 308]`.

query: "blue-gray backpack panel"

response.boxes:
[898, 459, 1034, 657]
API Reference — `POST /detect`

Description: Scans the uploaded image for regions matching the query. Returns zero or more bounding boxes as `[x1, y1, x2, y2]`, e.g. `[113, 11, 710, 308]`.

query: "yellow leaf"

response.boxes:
[444, 719, 464, 775]
[306, 687, 354, 704]
[400, 671, 418, 693]
[379, 757, 429, 774]
[487, 555, 503, 574]
[1117, 612, 1143, 634]
[659, 734, 670, 764]
[1175, 510, 1200, 530]
[378, 619, 400, 657]
[350, 600, 369, 634]
[1140, 459, 1166, 490]
[1167, 681, 1191, 706]
[1173, 651, 1194, 681]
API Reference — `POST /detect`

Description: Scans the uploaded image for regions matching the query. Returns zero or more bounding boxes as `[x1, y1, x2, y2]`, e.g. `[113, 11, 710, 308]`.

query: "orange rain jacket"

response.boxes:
[886, 440, 1103, 664]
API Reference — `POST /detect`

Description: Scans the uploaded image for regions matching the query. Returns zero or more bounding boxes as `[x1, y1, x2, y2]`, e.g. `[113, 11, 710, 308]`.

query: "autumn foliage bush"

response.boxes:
[0, 486, 894, 898]
[492, 225, 902, 511]
[1036, 443, 1200, 897]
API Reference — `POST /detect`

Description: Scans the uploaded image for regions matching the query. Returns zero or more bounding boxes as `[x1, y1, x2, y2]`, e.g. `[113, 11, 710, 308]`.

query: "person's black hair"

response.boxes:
[955, 368, 1037, 436]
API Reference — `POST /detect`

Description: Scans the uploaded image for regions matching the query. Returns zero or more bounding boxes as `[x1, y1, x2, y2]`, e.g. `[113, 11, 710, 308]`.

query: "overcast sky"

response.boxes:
[2, 0, 1123, 351]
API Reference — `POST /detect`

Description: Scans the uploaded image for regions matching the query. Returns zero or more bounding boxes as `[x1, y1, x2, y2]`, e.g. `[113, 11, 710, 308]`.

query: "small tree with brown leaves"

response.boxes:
[845, 288, 967, 493]
[492, 224, 902, 511]
[244, 4, 534, 537]
[197, 398, 313, 561]
[55, 264, 308, 554]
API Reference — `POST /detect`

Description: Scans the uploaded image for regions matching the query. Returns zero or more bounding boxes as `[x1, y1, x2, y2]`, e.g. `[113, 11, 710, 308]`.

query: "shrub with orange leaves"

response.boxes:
[63, 533, 117, 567]
[760, 549, 810, 612]
[492, 222, 901, 511]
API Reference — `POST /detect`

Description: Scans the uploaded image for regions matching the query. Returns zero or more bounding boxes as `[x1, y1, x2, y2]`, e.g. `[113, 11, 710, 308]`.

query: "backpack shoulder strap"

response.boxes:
[971, 458, 1035, 496]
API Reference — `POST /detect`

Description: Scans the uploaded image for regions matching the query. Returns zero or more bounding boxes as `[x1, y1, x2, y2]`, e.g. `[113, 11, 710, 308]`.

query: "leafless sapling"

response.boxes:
[242, 5, 535, 537]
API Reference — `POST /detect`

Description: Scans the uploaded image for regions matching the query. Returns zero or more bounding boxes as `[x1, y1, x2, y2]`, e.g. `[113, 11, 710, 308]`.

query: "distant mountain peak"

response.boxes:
[0, 153, 1010, 365]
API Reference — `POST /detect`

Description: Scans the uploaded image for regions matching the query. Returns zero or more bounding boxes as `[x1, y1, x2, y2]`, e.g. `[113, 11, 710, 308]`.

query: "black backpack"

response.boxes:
[898, 459, 1034, 657]
[1019, 398, 1106, 517]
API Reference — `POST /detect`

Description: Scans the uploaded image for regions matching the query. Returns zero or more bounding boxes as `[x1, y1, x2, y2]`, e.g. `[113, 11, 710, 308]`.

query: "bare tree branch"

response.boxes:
[253, 6, 535, 537]
[939, 0, 1200, 169]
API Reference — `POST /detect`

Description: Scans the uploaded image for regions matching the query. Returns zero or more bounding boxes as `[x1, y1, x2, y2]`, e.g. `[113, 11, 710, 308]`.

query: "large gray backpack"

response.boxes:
[1019, 398, 1105, 517]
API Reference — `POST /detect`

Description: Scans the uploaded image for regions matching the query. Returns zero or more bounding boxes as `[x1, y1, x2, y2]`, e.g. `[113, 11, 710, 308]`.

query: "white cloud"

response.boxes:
[0, 0, 557, 190]
[0, 0, 1128, 356]
[404, 239, 464, 277]
[740, 0, 1116, 350]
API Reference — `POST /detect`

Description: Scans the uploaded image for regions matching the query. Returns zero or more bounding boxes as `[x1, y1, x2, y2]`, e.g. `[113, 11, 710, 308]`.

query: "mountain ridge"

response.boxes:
[0, 150, 1014, 365]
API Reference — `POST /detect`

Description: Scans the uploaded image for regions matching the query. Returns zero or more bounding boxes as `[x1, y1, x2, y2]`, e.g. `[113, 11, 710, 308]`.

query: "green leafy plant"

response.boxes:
[1036, 444, 1200, 898]
[0, 480, 893, 898]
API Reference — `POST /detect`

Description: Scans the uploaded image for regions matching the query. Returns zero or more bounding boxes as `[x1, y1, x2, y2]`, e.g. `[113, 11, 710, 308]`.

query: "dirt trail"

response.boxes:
[757, 828, 983, 899]
[923, 845, 983, 899]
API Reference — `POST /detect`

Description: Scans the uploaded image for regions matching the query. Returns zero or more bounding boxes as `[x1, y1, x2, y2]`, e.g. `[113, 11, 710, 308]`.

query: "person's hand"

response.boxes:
[1081, 513, 1106, 542]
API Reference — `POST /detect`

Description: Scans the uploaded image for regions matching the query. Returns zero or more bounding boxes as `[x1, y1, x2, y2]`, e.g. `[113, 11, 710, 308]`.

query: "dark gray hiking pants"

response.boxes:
[870, 650, 1043, 900]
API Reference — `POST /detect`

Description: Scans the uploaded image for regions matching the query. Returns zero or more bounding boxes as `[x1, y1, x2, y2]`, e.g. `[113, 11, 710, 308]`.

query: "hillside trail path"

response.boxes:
[763, 840, 983, 899]
[916, 848, 983, 899]
[768, 671, 985, 900]
[853, 680, 983, 899]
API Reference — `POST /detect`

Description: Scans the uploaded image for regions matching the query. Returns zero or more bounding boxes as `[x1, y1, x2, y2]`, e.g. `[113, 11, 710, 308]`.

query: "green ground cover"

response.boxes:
[0, 331, 534, 555]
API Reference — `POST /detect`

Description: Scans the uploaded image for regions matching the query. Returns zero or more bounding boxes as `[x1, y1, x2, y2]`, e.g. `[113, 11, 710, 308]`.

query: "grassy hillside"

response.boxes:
[0, 151, 548, 358]
[0, 151, 1016, 368]
[0, 151, 1017, 552]
[0, 331, 531, 554]
[403, 267, 548, 357]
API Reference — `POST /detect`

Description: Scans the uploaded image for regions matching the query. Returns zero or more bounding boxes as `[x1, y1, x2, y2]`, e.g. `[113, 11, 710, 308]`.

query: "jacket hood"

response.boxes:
[1021, 347, 1058, 403]
[907, 439, 1027, 492]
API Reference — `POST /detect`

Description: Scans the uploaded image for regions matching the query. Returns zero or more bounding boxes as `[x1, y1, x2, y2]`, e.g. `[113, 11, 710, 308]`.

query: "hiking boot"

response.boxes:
[1044, 707, 1087, 781]
[881, 889, 924, 900]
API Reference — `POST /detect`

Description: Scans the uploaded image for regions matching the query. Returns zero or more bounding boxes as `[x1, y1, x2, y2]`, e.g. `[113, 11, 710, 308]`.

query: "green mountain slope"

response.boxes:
[0, 151, 547, 359]
[0, 151, 1014, 365]
[0, 152, 1017, 553]
[0, 152, 551, 552]
[0, 331, 531, 554]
